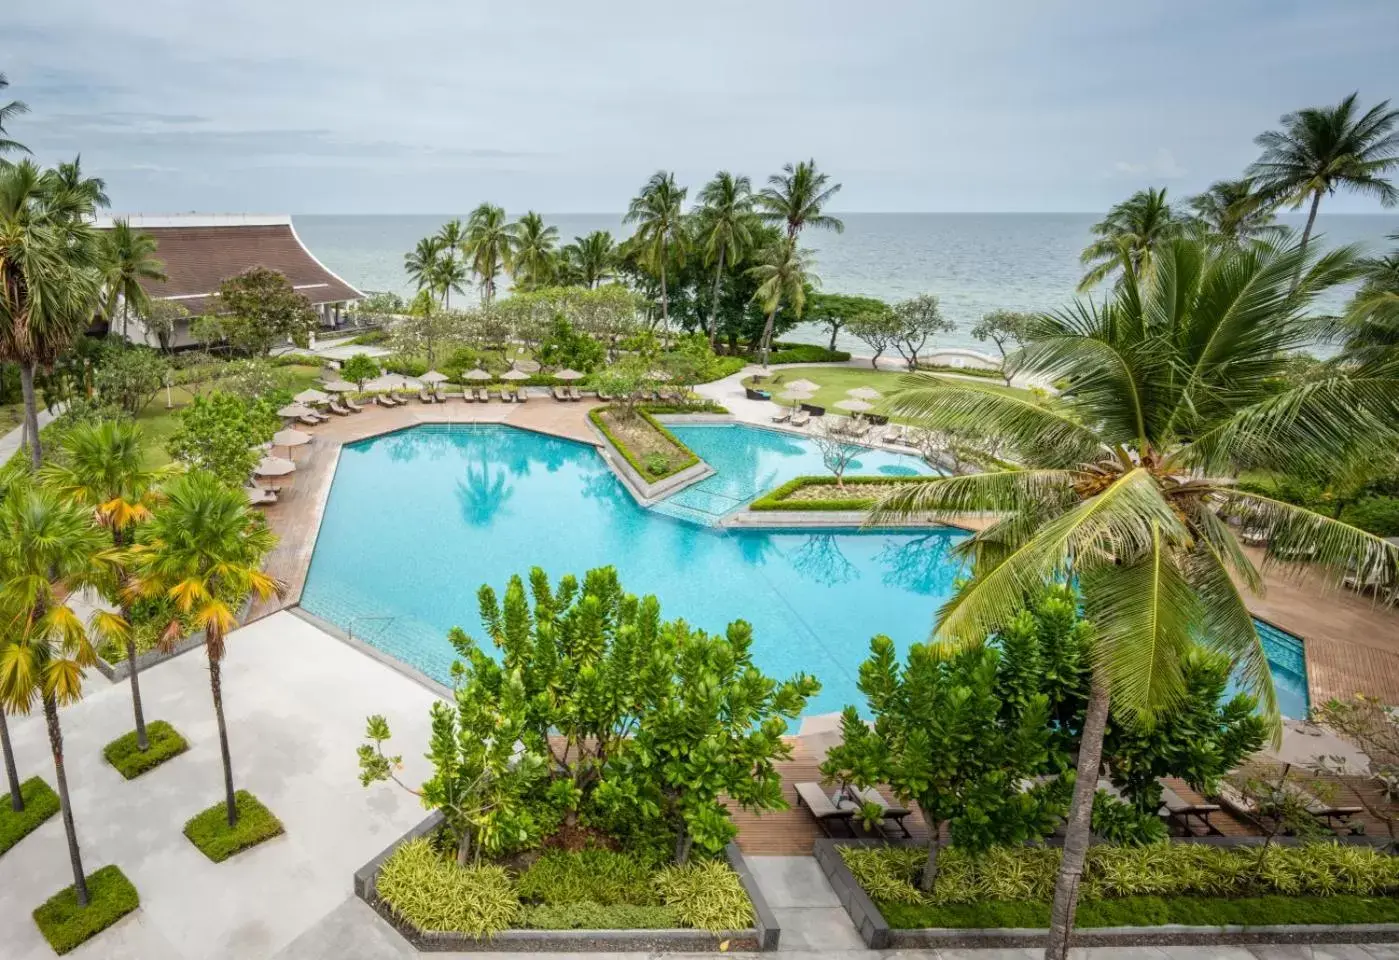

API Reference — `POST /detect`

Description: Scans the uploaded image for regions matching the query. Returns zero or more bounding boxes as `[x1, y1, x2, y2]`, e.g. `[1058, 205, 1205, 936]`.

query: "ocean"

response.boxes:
[292, 213, 1399, 355]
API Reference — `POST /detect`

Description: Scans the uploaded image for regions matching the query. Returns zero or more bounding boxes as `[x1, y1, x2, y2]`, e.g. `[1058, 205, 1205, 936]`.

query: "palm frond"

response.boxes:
[867, 469, 1078, 525]
[1220, 491, 1399, 588]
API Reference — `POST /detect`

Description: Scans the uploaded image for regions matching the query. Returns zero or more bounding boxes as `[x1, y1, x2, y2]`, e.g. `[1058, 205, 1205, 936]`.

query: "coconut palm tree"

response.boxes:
[625, 172, 687, 333]
[100, 219, 167, 340]
[0, 160, 105, 468]
[437, 218, 466, 258]
[696, 172, 756, 347]
[749, 238, 818, 366]
[872, 236, 1399, 960]
[1249, 93, 1399, 270]
[464, 203, 515, 306]
[404, 236, 443, 294]
[0, 484, 111, 905]
[1077, 187, 1183, 292]
[1343, 233, 1399, 363]
[1186, 179, 1287, 248]
[41, 421, 163, 751]
[563, 231, 616, 288]
[131, 471, 282, 827]
[510, 212, 559, 291]
[0, 458, 28, 811]
[757, 159, 844, 241]
[47, 156, 109, 217]
[429, 253, 468, 310]
[0, 72, 29, 161]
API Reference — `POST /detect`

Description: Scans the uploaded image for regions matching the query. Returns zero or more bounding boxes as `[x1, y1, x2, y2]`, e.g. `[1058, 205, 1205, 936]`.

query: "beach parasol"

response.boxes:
[846, 386, 882, 400]
[365, 373, 412, 391]
[785, 378, 820, 392]
[777, 388, 814, 408]
[272, 428, 312, 450]
[253, 455, 296, 487]
[420, 370, 449, 384]
[462, 368, 492, 381]
[278, 403, 315, 418]
[554, 368, 585, 381]
[500, 369, 530, 381]
[835, 398, 874, 412]
[293, 388, 329, 405]
[322, 380, 356, 393]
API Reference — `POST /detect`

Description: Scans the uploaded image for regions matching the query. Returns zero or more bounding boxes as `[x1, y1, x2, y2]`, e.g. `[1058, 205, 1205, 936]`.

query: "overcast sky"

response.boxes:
[4, 0, 1397, 215]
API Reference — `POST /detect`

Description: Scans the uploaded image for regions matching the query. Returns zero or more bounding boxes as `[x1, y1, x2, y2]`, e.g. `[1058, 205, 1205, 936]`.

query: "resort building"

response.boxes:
[92, 213, 362, 348]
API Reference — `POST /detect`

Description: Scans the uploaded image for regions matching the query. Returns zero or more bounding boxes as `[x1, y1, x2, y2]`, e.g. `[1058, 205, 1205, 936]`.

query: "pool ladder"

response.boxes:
[347, 614, 397, 644]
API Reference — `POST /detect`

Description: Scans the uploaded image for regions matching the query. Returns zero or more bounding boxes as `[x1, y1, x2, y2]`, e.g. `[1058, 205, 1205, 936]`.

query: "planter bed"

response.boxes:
[815, 838, 1399, 950]
[749, 475, 939, 511]
[353, 812, 780, 952]
[588, 406, 699, 482]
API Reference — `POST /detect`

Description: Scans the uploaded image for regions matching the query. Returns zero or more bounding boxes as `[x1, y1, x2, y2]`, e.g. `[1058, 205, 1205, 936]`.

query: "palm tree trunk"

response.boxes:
[1290, 191, 1323, 292]
[659, 254, 670, 341]
[759, 307, 779, 367]
[209, 655, 239, 827]
[1, 710, 23, 812]
[829, 325, 839, 353]
[126, 636, 149, 751]
[43, 696, 88, 906]
[121, 299, 129, 341]
[707, 245, 726, 349]
[1044, 667, 1111, 960]
[19, 361, 42, 469]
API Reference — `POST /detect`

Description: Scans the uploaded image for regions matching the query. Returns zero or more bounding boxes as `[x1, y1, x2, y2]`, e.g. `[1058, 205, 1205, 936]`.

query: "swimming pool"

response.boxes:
[299, 423, 1310, 717]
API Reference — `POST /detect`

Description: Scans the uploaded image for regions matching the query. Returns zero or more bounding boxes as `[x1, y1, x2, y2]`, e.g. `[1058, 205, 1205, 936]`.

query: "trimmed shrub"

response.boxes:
[103, 721, 189, 780]
[32, 865, 140, 955]
[518, 902, 681, 929]
[588, 406, 699, 482]
[915, 362, 1004, 380]
[655, 859, 754, 931]
[517, 849, 660, 907]
[183, 791, 285, 862]
[376, 837, 520, 936]
[768, 344, 851, 364]
[749, 475, 939, 512]
[0, 777, 60, 854]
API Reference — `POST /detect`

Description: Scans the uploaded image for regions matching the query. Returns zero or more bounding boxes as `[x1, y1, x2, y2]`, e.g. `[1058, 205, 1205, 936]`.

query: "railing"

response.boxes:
[347, 614, 396, 644]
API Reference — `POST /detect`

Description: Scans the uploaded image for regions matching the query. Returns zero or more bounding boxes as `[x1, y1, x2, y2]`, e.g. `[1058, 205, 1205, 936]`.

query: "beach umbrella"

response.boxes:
[835, 398, 874, 412]
[778, 388, 815, 408]
[254, 455, 296, 488]
[500, 369, 530, 381]
[278, 403, 315, 418]
[785, 378, 820, 392]
[365, 373, 412, 391]
[555, 368, 585, 381]
[462, 368, 493, 381]
[323, 380, 356, 393]
[272, 428, 312, 449]
[847, 386, 882, 400]
[294, 388, 329, 405]
[421, 370, 449, 384]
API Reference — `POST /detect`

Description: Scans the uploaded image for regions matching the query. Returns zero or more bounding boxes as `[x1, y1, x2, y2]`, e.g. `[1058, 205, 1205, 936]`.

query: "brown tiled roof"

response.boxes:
[100, 220, 361, 312]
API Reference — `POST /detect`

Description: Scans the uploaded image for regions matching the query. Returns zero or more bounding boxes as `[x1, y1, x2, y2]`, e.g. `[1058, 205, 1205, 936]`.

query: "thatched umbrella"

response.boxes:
[323, 380, 356, 393]
[271, 428, 312, 457]
[554, 368, 585, 381]
[277, 403, 316, 419]
[786, 378, 821, 392]
[462, 368, 493, 382]
[294, 388, 330, 405]
[846, 386, 882, 400]
[514, 359, 542, 374]
[835, 398, 874, 413]
[778, 388, 815, 409]
[421, 370, 449, 384]
[500, 369, 530, 381]
[253, 455, 297, 489]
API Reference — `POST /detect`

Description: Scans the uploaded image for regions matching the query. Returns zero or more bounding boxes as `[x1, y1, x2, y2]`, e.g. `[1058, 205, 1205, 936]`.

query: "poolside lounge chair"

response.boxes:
[551, 386, 568, 401]
[344, 397, 364, 413]
[243, 485, 277, 506]
[327, 400, 351, 416]
[771, 408, 791, 424]
[375, 394, 398, 408]
[846, 419, 871, 439]
[1160, 784, 1222, 836]
[296, 414, 322, 428]
[1239, 526, 1268, 547]
[568, 386, 583, 401]
[842, 785, 913, 838]
[883, 423, 906, 444]
[514, 387, 528, 403]
[745, 387, 773, 401]
[790, 409, 811, 428]
[433, 386, 449, 403]
[418, 389, 435, 404]
[475, 387, 490, 402]
[794, 783, 856, 838]
[1284, 782, 1364, 829]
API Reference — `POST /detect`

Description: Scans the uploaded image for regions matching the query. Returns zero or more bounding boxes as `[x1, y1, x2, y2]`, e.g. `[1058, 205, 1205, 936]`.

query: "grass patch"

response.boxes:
[32, 864, 140, 955]
[750, 475, 939, 511]
[102, 721, 189, 780]
[589, 406, 699, 481]
[518, 902, 682, 929]
[878, 894, 1399, 929]
[744, 366, 1030, 419]
[0, 777, 61, 855]
[183, 790, 284, 862]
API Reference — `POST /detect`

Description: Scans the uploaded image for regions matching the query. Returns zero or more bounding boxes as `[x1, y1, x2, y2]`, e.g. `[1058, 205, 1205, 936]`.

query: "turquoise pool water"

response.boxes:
[299, 423, 1311, 718]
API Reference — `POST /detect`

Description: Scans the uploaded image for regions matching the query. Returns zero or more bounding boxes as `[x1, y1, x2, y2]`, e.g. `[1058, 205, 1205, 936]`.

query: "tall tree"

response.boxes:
[757, 159, 844, 240]
[749, 238, 817, 365]
[562, 231, 616, 288]
[0, 160, 105, 468]
[0, 484, 111, 905]
[1343, 232, 1399, 363]
[101, 219, 167, 340]
[0, 72, 29, 160]
[696, 172, 755, 347]
[1078, 187, 1183, 291]
[216, 267, 318, 355]
[132, 471, 283, 828]
[48, 156, 109, 216]
[624, 171, 687, 333]
[873, 236, 1398, 960]
[464, 203, 515, 306]
[1249, 93, 1399, 272]
[1186, 178, 1288, 248]
[404, 236, 443, 294]
[0, 460, 27, 810]
[428, 253, 468, 309]
[41, 421, 163, 751]
[436, 218, 465, 258]
[510, 212, 559, 291]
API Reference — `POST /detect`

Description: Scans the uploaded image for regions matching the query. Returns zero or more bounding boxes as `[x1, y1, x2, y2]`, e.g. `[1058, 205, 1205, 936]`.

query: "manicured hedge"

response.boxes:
[915, 362, 1004, 380]
[769, 344, 851, 364]
[0, 777, 60, 855]
[184, 791, 285, 862]
[749, 475, 938, 511]
[589, 406, 700, 481]
[103, 721, 189, 780]
[32, 865, 139, 955]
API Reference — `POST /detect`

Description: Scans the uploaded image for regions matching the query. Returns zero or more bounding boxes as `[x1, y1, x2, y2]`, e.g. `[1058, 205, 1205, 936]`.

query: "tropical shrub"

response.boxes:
[339, 353, 381, 389]
[1342, 497, 1399, 537]
[91, 345, 168, 415]
[516, 849, 660, 906]
[216, 267, 319, 355]
[768, 343, 851, 364]
[518, 903, 681, 929]
[375, 838, 520, 936]
[655, 859, 755, 931]
[165, 390, 278, 486]
[538, 317, 604, 372]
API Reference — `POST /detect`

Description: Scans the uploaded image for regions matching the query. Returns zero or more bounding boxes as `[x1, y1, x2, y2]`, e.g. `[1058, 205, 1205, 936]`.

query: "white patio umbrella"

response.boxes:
[277, 403, 316, 418]
[253, 455, 297, 488]
[500, 369, 530, 381]
[835, 398, 874, 412]
[294, 388, 329, 405]
[462, 368, 493, 381]
[846, 386, 882, 400]
[420, 370, 449, 384]
[272, 428, 312, 450]
[785, 378, 821, 392]
[778, 389, 814, 409]
[554, 368, 585, 381]
[322, 380, 356, 393]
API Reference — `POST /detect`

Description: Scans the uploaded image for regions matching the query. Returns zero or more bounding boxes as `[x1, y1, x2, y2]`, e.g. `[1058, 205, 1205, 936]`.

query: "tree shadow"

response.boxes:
[787, 533, 859, 585]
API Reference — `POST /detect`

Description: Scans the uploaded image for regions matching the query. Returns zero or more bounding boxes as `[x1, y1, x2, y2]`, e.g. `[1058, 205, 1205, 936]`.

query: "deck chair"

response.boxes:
[475, 387, 490, 402]
[794, 783, 856, 838]
[326, 401, 351, 416]
[568, 386, 583, 401]
[243, 485, 278, 506]
[1284, 782, 1364, 830]
[344, 397, 364, 413]
[1160, 784, 1222, 835]
[771, 408, 792, 423]
[791, 409, 811, 428]
[844, 785, 913, 837]
[514, 387, 528, 403]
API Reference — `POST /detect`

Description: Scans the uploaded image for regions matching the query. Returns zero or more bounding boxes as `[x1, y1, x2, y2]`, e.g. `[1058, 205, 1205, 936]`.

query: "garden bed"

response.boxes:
[0, 777, 61, 855]
[816, 838, 1399, 949]
[353, 812, 779, 952]
[32, 865, 140, 955]
[589, 407, 698, 482]
[750, 475, 938, 511]
[184, 791, 285, 862]
[103, 721, 189, 779]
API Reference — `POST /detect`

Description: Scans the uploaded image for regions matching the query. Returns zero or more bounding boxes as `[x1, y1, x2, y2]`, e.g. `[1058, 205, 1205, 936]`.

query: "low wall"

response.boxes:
[587, 419, 714, 506]
[814, 838, 1399, 950]
[353, 812, 780, 952]
[94, 630, 207, 682]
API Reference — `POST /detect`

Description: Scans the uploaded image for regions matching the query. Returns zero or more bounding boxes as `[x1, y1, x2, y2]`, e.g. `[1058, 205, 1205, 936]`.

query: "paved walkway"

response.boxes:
[0, 403, 62, 465]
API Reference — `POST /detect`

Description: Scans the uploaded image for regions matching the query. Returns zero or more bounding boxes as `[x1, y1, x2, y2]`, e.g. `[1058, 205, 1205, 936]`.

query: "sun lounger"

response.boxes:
[1240, 526, 1268, 547]
[514, 387, 528, 403]
[597, 390, 614, 402]
[418, 389, 435, 404]
[844, 785, 913, 838]
[790, 410, 810, 428]
[1283, 782, 1364, 829]
[794, 783, 856, 838]
[552, 386, 568, 401]
[375, 394, 397, 408]
[296, 415, 321, 427]
[327, 401, 351, 416]
[344, 397, 364, 413]
[883, 424, 905, 444]
[471, 387, 486, 402]
[243, 485, 277, 506]
[568, 386, 583, 401]
[846, 420, 871, 439]
[771, 408, 791, 423]
[1160, 784, 1222, 836]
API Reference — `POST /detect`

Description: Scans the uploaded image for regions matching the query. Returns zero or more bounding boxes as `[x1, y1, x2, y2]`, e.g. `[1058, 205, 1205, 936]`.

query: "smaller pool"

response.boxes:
[1244, 620, 1310, 719]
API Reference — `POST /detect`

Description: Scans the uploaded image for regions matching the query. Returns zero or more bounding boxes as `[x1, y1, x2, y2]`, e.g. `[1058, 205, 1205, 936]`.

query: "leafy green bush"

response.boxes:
[518, 902, 681, 929]
[1342, 497, 1399, 536]
[640, 401, 729, 415]
[655, 860, 754, 931]
[0, 777, 60, 854]
[768, 343, 850, 363]
[183, 791, 285, 862]
[517, 849, 660, 906]
[705, 356, 748, 380]
[382, 355, 429, 377]
[345, 329, 389, 346]
[588, 407, 699, 482]
[643, 452, 670, 477]
[103, 721, 189, 780]
[915, 362, 1004, 380]
[749, 475, 939, 511]
[376, 837, 520, 936]
[32, 865, 140, 955]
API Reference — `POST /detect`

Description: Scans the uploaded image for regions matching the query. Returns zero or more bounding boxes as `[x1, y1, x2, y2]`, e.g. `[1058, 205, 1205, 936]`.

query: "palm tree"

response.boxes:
[696, 172, 756, 347]
[0, 484, 111, 905]
[0, 72, 29, 161]
[624, 172, 687, 333]
[563, 231, 616, 288]
[756, 159, 844, 241]
[464, 203, 515, 306]
[47, 156, 109, 216]
[437, 218, 466, 258]
[41, 421, 163, 751]
[0, 458, 28, 811]
[749, 238, 818, 366]
[404, 236, 443, 294]
[131, 471, 282, 827]
[872, 236, 1399, 960]
[1077, 187, 1183, 292]
[1186, 178, 1287, 248]
[1249, 93, 1399, 271]
[510, 212, 559, 291]
[1344, 233, 1399, 363]
[101, 219, 167, 340]
[0, 160, 105, 468]
[429, 253, 468, 309]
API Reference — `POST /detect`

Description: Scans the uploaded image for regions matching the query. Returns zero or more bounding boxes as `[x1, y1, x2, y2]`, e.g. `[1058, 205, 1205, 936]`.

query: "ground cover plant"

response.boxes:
[183, 790, 284, 862]
[31, 865, 139, 955]
[102, 721, 188, 780]
[749, 475, 937, 511]
[0, 777, 60, 854]
[589, 406, 698, 479]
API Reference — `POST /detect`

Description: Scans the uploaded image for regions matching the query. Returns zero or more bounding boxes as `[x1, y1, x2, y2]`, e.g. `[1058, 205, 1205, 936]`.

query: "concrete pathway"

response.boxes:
[0, 403, 62, 465]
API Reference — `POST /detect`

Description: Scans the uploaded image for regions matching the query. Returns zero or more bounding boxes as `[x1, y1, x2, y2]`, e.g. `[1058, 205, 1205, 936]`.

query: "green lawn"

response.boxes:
[745, 366, 1033, 418]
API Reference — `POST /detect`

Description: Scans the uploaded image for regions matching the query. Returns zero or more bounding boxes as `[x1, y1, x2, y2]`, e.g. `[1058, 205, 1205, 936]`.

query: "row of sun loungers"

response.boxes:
[795, 782, 913, 839]
[551, 386, 585, 401]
